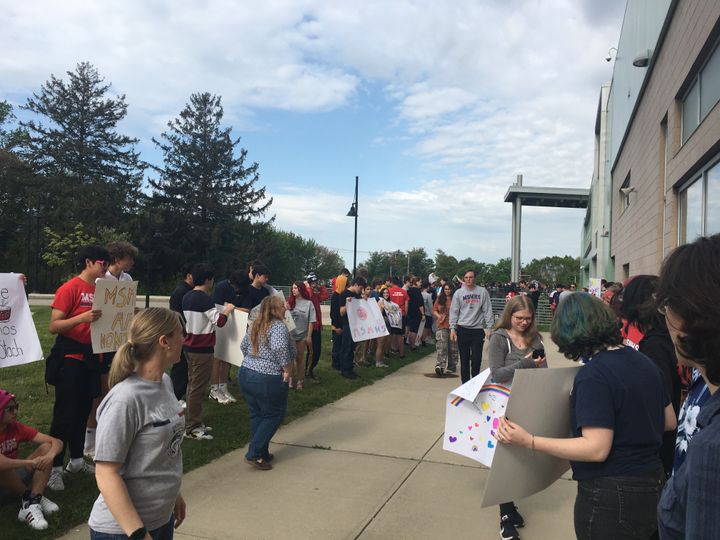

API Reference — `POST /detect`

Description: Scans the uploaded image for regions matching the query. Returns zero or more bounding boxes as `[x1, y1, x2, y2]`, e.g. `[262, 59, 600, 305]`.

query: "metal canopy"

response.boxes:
[503, 186, 589, 208]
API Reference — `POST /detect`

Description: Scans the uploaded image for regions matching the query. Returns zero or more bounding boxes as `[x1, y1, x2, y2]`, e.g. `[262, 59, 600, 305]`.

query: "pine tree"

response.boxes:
[18, 62, 144, 227]
[149, 92, 271, 274]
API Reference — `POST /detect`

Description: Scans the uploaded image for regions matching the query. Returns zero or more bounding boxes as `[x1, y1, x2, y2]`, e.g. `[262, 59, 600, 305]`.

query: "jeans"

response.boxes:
[574, 470, 665, 540]
[340, 323, 355, 375]
[237, 366, 288, 460]
[306, 327, 322, 374]
[90, 515, 174, 540]
[456, 326, 485, 383]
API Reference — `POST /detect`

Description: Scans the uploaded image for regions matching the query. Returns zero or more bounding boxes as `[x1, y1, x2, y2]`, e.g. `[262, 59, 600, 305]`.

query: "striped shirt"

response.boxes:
[182, 290, 228, 353]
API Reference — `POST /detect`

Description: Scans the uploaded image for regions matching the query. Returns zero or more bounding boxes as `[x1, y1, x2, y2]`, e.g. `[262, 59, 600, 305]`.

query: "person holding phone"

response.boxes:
[487, 295, 546, 540]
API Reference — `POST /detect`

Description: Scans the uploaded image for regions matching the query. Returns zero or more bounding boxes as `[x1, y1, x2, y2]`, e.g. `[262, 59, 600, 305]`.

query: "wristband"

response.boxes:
[129, 527, 147, 540]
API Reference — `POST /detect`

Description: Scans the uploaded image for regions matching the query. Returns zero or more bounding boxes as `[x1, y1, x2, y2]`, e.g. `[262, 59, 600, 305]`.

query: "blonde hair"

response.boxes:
[494, 295, 539, 340]
[109, 307, 182, 388]
[250, 296, 286, 355]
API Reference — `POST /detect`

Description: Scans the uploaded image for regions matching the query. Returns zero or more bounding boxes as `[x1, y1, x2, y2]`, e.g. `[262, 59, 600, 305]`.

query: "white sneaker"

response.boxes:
[47, 470, 64, 491]
[18, 503, 48, 530]
[219, 384, 237, 403]
[209, 386, 221, 402]
[66, 460, 95, 475]
[199, 424, 213, 433]
[178, 399, 187, 409]
[39, 496, 59, 515]
[184, 427, 213, 440]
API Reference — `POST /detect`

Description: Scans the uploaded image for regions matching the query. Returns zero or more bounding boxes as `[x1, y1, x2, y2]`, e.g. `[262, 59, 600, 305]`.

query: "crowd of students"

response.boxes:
[2, 234, 719, 540]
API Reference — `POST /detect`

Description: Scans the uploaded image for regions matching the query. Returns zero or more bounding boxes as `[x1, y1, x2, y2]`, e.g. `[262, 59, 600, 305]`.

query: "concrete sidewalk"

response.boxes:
[62, 337, 578, 540]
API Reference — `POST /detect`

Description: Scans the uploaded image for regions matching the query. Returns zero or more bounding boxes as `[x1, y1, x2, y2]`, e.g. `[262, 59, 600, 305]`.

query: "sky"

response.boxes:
[1, 0, 627, 267]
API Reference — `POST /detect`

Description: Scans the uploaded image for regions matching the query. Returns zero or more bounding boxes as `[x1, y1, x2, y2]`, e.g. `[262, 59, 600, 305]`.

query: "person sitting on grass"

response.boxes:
[0, 389, 63, 531]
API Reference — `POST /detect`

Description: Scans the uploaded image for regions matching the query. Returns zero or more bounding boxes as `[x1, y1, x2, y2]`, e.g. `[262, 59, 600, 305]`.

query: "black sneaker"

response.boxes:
[500, 516, 520, 540]
[506, 505, 525, 528]
[435, 366, 444, 377]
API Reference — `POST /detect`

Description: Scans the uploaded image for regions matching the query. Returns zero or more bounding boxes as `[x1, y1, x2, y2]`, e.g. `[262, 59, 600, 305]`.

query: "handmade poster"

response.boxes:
[480, 366, 581, 507]
[588, 278, 603, 298]
[91, 279, 138, 353]
[414, 318, 426, 346]
[383, 299, 403, 329]
[443, 368, 511, 467]
[0, 274, 43, 367]
[214, 308, 248, 367]
[347, 298, 390, 342]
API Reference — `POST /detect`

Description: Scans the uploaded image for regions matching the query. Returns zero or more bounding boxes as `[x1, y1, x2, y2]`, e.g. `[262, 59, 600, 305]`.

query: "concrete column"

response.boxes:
[511, 175, 522, 282]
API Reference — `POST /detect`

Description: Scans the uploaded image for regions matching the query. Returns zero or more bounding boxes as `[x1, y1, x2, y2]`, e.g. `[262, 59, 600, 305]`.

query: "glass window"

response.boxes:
[681, 179, 703, 244]
[701, 45, 720, 118]
[706, 163, 720, 236]
[682, 82, 699, 143]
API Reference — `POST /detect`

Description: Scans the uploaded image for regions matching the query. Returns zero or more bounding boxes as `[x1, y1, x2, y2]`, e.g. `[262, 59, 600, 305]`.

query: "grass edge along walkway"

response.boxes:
[0, 307, 431, 540]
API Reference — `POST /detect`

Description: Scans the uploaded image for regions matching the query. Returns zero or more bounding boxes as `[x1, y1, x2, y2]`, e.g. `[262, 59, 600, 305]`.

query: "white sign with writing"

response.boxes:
[347, 298, 389, 342]
[0, 274, 43, 367]
[214, 308, 248, 367]
[91, 279, 138, 353]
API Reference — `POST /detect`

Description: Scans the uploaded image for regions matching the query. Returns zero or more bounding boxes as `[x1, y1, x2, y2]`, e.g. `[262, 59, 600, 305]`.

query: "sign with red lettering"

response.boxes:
[91, 279, 138, 353]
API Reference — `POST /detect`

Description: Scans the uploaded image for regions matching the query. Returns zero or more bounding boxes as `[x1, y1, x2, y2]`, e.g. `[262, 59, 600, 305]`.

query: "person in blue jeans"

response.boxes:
[496, 293, 676, 540]
[238, 296, 295, 470]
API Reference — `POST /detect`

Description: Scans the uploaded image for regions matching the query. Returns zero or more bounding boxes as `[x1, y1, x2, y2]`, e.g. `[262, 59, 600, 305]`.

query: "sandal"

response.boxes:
[245, 457, 273, 470]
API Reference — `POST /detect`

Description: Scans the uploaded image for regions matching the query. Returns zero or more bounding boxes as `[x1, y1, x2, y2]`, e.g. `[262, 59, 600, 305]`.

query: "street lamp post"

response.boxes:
[346, 175, 359, 276]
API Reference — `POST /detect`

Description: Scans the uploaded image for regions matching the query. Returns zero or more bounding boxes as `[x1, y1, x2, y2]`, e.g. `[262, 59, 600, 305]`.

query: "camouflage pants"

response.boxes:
[435, 329, 458, 371]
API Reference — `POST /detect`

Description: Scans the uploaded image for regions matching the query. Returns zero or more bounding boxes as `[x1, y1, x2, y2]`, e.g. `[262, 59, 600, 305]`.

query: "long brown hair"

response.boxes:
[250, 296, 286, 355]
[109, 308, 182, 388]
[494, 295, 539, 340]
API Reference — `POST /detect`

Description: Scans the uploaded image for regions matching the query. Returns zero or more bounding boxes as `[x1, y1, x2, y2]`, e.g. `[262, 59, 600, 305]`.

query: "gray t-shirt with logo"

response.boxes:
[88, 373, 185, 533]
[290, 297, 316, 341]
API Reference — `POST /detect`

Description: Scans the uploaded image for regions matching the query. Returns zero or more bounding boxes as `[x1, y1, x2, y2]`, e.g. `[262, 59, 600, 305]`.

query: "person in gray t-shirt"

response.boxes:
[88, 308, 187, 539]
[287, 281, 316, 390]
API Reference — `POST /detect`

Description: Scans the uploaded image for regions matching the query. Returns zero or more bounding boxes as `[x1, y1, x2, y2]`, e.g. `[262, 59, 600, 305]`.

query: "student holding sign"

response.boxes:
[46, 245, 110, 491]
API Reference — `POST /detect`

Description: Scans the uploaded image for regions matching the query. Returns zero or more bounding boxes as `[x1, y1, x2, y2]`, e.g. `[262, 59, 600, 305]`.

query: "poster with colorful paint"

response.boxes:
[588, 278, 603, 298]
[442, 368, 510, 467]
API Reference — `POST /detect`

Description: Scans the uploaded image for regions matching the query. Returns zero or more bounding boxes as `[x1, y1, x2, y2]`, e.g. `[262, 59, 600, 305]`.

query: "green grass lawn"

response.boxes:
[1, 307, 431, 539]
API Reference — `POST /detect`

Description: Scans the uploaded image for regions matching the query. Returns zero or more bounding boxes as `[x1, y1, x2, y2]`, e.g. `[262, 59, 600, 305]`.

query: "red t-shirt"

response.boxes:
[0, 421, 38, 459]
[388, 286, 409, 315]
[51, 276, 95, 344]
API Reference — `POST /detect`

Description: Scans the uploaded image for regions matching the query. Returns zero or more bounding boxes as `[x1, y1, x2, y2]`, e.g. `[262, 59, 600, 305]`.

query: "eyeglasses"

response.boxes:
[652, 293, 669, 316]
[512, 315, 533, 322]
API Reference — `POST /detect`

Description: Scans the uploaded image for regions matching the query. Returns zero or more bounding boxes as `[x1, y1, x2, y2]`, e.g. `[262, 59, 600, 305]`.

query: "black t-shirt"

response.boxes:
[330, 292, 342, 328]
[570, 346, 669, 481]
[407, 287, 424, 319]
[213, 279, 242, 306]
[169, 281, 193, 316]
[340, 289, 360, 326]
[241, 284, 270, 310]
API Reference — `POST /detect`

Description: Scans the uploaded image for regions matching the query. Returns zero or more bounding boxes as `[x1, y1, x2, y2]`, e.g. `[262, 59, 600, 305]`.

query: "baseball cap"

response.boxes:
[306, 272, 318, 282]
[0, 389, 16, 416]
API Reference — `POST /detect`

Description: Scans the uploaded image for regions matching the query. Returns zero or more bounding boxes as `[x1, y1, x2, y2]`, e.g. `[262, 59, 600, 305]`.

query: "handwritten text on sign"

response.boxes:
[346, 298, 389, 342]
[0, 274, 43, 367]
[91, 279, 138, 353]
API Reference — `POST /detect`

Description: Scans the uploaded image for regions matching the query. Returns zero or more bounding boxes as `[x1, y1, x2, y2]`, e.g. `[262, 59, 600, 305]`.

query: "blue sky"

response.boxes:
[2, 0, 626, 267]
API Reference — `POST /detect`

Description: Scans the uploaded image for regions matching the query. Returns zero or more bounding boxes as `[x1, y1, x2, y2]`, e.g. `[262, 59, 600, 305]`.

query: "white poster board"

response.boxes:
[0, 274, 43, 367]
[480, 366, 581, 507]
[588, 278, 603, 298]
[443, 369, 510, 467]
[91, 279, 138, 353]
[214, 308, 248, 367]
[414, 318, 426, 346]
[346, 298, 390, 342]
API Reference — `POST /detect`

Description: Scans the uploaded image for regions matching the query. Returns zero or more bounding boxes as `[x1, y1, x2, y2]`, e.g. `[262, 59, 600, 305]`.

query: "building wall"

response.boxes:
[610, 0, 720, 277]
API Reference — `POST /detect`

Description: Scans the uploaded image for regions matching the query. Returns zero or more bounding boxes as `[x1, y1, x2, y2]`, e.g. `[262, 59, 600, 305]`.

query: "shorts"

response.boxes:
[406, 316, 422, 333]
[390, 326, 404, 335]
[0, 468, 31, 503]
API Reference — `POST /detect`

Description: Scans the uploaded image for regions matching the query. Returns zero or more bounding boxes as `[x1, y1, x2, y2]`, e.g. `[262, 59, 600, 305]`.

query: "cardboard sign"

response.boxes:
[0, 274, 43, 367]
[443, 368, 510, 467]
[346, 298, 390, 342]
[215, 308, 248, 367]
[481, 366, 581, 507]
[91, 279, 138, 353]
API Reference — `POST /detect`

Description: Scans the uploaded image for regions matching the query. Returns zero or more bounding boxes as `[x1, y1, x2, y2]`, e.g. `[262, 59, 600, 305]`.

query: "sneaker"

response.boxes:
[66, 460, 95, 475]
[47, 470, 64, 491]
[500, 516, 521, 540]
[178, 399, 187, 409]
[375, 362, 389, 368]
[245, 457, 272, 470]
[83, 429, 95, 458]
[199, 424, 213, 433]
[506, 505, 525, 528]
[209, 386, 221, 402]
[435, 366, 444, 376]
[18, 502, 48, 530]
[219, 385, 237, 403]
[184, 427, 214, 440]
[39, 496, 59, 515]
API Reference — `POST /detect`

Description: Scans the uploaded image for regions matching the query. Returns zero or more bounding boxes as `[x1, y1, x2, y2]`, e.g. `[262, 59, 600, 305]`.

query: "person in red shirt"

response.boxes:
[46, 244, 110, 491]
[0, 389, 63, 530]
[388, 277, 409, 358]
[303, 273, 330, 382]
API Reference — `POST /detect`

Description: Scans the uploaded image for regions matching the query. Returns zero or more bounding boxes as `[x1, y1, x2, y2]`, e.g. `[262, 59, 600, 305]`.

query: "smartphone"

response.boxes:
[532, 348, 545, 359]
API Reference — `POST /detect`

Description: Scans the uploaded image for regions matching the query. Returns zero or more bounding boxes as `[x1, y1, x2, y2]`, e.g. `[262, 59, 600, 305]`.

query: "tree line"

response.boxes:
[0, 62, 344, 293]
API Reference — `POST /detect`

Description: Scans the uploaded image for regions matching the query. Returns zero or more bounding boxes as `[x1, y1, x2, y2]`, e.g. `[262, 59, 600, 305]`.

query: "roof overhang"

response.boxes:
[503, 186, 589, 208]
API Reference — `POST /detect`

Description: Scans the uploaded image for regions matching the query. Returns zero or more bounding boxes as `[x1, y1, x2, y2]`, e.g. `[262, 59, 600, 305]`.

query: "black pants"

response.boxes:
[305, 327, 322, 374]
[170, 349, 189, 400]
[50, 357, 98, 466]
[331, 329, 342, 369]
[340, 323, 355, 375]
[574, 470, 664, 540]
[456, 326, 485, 383]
